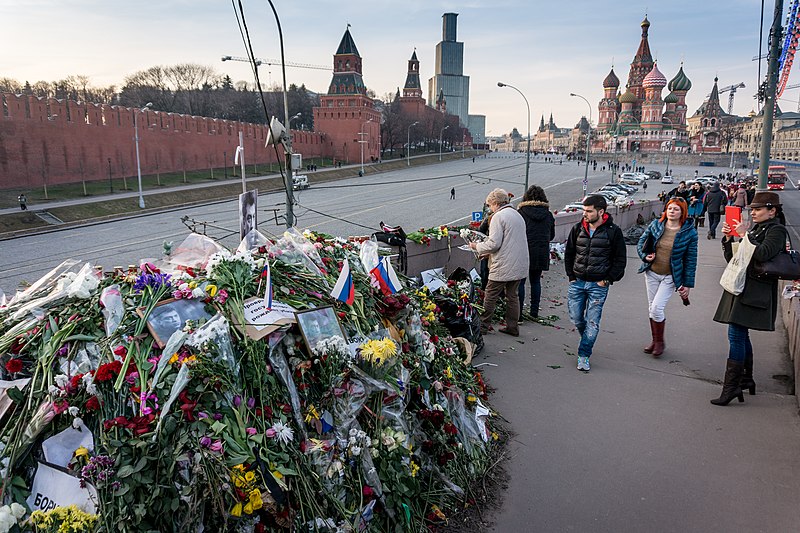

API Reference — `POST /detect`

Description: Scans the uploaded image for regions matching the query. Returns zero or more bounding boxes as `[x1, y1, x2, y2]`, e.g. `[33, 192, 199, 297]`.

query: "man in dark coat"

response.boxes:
[517, 185, 556, 317]
[703, 182, 727, 239]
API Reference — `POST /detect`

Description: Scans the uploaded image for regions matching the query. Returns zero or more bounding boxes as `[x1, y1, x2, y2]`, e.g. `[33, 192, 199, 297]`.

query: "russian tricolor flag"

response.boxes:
[371, 257, 402, 296]
[261, 261, 273, 310]
[331, 258, 355, 305]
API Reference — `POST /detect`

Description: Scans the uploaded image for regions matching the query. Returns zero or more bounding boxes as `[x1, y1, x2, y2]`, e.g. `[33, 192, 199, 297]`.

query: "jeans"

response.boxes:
[708, 212, 721, 238]
[517, 268, 543, 316]
[644, 270, 675, 322]
[567, 279, 609, 358]
[727, 323, 753, 363]
[481, 279, 521, 334]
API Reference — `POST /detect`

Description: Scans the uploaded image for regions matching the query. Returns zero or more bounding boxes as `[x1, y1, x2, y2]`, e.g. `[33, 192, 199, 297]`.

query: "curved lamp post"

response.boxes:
[134, 102, 153, 209]
[407, 121, 418, 166]
[439, 125, 450, 161]
[570, 93, 592, 198]
[662, 115, 676, 177]
[498, 82, 531, 192]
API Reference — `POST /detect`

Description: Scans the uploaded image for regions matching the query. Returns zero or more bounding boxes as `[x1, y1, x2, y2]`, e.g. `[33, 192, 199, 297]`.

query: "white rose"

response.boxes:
[68, 406, 80, 417]
[9, 503, 25, 520]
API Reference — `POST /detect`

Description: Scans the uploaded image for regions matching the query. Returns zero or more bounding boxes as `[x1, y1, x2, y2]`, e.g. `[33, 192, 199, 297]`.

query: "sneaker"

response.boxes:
[577, 356, 591, 372]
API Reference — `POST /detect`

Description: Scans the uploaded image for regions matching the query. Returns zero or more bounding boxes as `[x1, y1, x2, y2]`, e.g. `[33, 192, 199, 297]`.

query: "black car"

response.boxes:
[646, 170, 662, 180]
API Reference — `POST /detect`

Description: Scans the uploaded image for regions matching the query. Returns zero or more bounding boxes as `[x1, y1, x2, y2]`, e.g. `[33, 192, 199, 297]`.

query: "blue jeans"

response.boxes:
[517, 268, 543, 315]
[727, 323, 753, 363]
[567, 280, 609, 358]
[708, 212, 721, 238]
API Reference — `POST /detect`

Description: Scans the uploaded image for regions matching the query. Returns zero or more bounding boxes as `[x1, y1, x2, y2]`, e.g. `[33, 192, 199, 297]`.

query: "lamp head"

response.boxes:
[221, 55, 231, 61]
[497, 82, 506, 87]
[569, 93, 577, 97]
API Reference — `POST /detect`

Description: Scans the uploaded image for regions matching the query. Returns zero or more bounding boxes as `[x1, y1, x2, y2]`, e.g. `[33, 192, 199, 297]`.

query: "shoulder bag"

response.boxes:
[752, 233, 800, 280]
[720, 234, 756, 295]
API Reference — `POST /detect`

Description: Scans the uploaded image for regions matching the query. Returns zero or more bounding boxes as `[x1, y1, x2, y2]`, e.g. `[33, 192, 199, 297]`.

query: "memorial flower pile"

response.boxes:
[0, 228, 497, 532]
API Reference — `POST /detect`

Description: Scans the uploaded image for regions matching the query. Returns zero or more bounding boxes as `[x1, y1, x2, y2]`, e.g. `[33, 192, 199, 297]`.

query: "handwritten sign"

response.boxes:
[27, 462, 97, 514]
[241, 297, 296, 340]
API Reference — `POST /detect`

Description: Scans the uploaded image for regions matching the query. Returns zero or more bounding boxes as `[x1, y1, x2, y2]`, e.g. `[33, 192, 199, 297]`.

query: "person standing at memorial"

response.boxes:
[516, 185, 555, 318]
[564, 195, 627, 371]
[469, 188, 529, 337]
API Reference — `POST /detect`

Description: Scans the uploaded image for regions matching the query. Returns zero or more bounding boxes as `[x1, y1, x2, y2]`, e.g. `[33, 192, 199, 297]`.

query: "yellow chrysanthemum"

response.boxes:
[410, 461, 420, 477]
[360, 338, 398, 366]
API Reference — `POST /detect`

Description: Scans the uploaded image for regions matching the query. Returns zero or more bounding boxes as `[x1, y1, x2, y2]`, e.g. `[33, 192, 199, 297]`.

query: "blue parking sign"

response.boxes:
[472, 211, 483, 222]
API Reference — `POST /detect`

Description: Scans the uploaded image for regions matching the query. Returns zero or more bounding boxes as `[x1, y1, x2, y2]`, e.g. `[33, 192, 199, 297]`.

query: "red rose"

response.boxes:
[85, 396, 101, 411]
[112, 345, 127, 358]
[95, 360, 122, 382]
[444, 423, 458, 435]
[5, 358, 23, 374]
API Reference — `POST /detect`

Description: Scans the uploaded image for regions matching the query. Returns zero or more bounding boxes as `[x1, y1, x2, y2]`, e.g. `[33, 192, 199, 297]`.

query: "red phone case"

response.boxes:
[726, 206, 742, 237]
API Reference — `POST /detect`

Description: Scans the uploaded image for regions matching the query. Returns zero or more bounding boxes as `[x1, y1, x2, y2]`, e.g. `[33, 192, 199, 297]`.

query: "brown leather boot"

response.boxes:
[710, 359, 745, 406]
[651, 320, 665, 357]
[643, 318, 656, 354]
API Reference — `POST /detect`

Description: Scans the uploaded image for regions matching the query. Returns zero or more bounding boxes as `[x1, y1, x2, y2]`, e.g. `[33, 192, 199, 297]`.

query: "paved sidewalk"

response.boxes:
[476, 235, 800, 532]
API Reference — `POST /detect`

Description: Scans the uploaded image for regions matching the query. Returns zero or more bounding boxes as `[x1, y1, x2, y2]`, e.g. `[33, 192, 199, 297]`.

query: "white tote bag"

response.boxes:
[720, 234, 756, 295]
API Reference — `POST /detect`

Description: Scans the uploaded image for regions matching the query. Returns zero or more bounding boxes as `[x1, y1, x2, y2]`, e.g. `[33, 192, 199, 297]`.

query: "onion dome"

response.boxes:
[619, 89, 637, 104]
[603, 68, 620, 88]
[641, 15, 650, 29]
[642, 63, 667, 89]
[664, 91, 679, 104]
[668, 65, 692, 92]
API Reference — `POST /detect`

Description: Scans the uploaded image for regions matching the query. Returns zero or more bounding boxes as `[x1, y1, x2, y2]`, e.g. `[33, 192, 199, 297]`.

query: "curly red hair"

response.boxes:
[659, 197, 688, 225]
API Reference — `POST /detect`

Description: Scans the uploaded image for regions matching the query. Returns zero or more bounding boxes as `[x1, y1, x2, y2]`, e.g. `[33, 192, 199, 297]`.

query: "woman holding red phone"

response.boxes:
[712, 191, 787, 405]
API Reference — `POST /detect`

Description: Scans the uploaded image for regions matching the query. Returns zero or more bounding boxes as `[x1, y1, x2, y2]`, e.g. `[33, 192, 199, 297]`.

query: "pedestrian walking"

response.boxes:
[17, 194, 27, 211]
[733, 184, 747, 208]
[711, 191, 787, 405]
[703, 182, 727, 239]
[636, 197, 698, 357]
[450, 187, 456, 200]
[687, 182, 705, 228]
[516, 185, 555, 319]
[470, 188, 529, 337]
[642, 180, 648, 191]
[564, 195, 627, 371]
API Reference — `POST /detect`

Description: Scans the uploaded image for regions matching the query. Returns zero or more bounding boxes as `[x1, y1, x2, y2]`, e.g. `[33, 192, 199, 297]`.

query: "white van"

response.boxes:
[292, 175, 309, 190]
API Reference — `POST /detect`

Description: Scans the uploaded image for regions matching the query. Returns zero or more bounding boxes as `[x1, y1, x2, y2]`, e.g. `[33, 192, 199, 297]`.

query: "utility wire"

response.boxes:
[294, 202, 379, 232]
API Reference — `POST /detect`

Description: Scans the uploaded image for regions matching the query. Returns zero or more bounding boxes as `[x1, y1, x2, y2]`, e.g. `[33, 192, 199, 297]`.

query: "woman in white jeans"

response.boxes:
[636, 197, 699, 356]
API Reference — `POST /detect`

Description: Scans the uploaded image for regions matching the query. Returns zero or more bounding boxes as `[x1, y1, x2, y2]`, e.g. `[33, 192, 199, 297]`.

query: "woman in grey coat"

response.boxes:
[711, 191, 787, 405]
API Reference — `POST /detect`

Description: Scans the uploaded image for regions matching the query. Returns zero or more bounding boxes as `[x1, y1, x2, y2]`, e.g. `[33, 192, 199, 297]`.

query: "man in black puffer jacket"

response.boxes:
[564, 195, 627, 372]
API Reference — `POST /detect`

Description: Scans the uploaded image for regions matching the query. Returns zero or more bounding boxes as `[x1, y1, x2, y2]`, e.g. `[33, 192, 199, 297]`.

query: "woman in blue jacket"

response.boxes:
[636, 197, 698, 356]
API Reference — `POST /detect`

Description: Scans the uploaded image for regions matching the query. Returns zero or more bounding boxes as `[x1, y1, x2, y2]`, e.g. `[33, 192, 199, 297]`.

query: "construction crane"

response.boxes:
[707, 82, 746, 114]
[221, 55, 330, 71]
[781, 82, 800, 111]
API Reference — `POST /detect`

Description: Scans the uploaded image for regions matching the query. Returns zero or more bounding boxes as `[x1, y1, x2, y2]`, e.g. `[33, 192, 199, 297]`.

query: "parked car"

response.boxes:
[695, 176, 717, 187]
[596, 187, 630, 199]
[619, 173, 645, 185]
[646, 170, 662, 180]
[562, 202, 585, 212]
[605, 182, 637, 193]
[661, 175, 674, 184]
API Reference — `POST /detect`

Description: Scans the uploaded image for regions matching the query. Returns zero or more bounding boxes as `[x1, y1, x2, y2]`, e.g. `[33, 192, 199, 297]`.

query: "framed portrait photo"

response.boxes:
[294, 306, 346, 353]
[138, 298, 214, 348]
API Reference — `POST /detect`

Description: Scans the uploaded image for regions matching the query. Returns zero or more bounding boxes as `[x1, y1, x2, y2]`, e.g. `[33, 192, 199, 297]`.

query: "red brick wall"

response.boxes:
[313, 96, 381, 164]
[0, 93, 328, 190]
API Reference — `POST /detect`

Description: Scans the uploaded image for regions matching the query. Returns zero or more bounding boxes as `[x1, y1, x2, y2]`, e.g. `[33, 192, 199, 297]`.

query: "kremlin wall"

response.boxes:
[0, 93, 327, 189]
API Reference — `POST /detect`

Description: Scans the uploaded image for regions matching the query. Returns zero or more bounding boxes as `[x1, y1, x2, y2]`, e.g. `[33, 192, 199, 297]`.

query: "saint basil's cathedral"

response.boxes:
[594, 16, 696, 154]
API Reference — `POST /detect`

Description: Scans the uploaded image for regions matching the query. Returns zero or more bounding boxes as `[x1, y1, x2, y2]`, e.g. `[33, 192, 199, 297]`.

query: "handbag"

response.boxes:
[752, 234, 800, 280]
[720, 234, 756, 295]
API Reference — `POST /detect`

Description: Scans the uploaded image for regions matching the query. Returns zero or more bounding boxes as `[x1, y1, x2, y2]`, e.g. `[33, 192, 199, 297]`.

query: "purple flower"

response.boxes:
[56, 343, 70, 357]
[197, 411, 208, 419]
[199, 436, 212, 448]
[246, 427, 257, 436]
[246, 397, 255, 409]
[213, 412, 223, 421]
[133, 272, 172, 293]
[209, 440, 223, 452]
[233, 395, 242, 407]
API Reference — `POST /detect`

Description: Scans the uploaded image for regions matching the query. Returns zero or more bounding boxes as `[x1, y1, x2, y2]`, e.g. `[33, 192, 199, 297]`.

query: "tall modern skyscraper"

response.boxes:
[428, 13, 470, 127]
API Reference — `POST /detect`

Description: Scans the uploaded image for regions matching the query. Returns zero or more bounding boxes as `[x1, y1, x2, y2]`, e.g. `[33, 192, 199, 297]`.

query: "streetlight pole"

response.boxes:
[266, 0, 295, 228]
[498, 82, 531, 192]
[359, 118, 373, 175]
[662, 116, 675, 177]
[439, 125, 450, 161]
[407, 121, 418, 166]
[613, 134, 619, 183]
[134, 102, 152, 209]
[570, 93, 592, 198]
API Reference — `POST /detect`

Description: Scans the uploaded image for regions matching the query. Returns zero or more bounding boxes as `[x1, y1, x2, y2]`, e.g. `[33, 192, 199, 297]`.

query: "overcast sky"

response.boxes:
[0, 0, 785, 136]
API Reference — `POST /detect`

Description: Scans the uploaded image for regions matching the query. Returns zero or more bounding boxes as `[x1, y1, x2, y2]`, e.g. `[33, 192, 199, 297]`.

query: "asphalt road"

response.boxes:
[0, 153, 778, 296]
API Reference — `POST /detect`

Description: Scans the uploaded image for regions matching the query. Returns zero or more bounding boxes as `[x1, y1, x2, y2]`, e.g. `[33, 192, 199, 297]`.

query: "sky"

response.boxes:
[0, 0, 788, 137]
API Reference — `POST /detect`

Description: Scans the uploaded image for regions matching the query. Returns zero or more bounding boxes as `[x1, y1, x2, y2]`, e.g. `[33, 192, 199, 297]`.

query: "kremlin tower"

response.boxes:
[313, 27, 381, 163]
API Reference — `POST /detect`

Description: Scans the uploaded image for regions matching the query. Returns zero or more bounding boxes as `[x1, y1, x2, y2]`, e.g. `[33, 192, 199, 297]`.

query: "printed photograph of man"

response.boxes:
[239, 189, 258, 244]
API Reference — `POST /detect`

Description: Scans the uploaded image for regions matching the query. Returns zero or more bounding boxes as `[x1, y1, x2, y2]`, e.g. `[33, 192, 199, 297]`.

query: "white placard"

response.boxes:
[420, 268, 447, 292]
[243, 298, 296, 331]
[42, 421, 94, 468]
[26, 462, 97, 514]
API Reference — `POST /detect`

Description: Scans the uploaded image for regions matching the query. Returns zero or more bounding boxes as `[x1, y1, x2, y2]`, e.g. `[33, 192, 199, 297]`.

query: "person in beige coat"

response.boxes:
[470, 188, 529, 336]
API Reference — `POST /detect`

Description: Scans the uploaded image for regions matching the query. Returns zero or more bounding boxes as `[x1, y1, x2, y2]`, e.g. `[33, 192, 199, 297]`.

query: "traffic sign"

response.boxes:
[472, 211, 483, 222]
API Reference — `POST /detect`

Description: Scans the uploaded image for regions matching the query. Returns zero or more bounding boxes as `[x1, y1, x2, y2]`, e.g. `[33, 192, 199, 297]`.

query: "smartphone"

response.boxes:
[725, 206, 742, 237]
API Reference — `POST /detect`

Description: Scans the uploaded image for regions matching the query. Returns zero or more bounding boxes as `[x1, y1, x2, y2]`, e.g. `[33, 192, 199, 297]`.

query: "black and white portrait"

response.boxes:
[239, 189, 258, 244]
[295, 306, 346, 353]
[143, 299, 214, 348]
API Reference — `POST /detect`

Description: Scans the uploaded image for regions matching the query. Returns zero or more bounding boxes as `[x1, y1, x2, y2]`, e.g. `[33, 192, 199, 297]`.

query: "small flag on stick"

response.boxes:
[331, 259, 355, 305]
